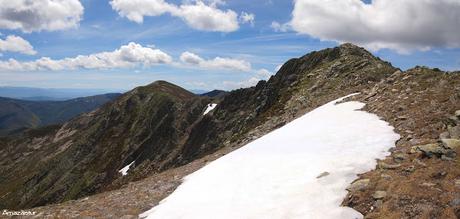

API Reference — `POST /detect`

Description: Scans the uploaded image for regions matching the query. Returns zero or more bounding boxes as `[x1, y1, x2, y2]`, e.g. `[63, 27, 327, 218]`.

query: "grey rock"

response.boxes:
[347, 179, 370, 192]
[378, 162, 401, 170]
[439, 131, 450, 139]
[404, 165, 416, 173]
[316, 172, 330, 179]
[455, 110, 460, 117]
[374, 200, 383, 209]
[451, 198, 460, 207]
[393, 153, 407, 162]
[441, 155, 455, 161]
[448, 126, 460, 139]
[372, 191, 387, 200]
[413, 159, 427, 167]
[421, 182, 436, 187]
[381, 174, 392, 180]
[413, 143, 448, 158]
[441, 138, 460, 150]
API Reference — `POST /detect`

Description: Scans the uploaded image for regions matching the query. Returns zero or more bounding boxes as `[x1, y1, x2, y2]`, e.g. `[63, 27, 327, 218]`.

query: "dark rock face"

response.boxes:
[0, 44, 397, 210]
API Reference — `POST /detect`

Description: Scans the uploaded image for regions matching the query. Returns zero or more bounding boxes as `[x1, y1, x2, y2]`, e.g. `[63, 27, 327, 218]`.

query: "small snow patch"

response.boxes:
[118, 161, 135, 176]
[203, 103, 217, 115]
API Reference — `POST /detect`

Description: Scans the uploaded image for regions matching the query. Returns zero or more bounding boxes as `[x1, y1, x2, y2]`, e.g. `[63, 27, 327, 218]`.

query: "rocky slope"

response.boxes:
[0, 93, 120, 136]
[343, 67, 460, 218]
[3, 43, 459, 218]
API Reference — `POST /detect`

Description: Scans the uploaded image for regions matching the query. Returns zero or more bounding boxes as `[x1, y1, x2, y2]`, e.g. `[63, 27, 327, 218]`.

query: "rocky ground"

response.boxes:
[344, 67, 460, 218]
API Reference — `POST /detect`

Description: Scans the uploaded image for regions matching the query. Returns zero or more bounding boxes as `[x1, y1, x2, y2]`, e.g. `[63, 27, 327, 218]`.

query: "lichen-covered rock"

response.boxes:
[441, 138, 460, 150]
[412, 143, 449, 158]
[347, 179, 370, 192]
[372, 191, 387, 200]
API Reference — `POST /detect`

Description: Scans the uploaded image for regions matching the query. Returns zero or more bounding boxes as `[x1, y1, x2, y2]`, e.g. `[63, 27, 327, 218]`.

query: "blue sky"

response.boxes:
[0, 0, 459, 92]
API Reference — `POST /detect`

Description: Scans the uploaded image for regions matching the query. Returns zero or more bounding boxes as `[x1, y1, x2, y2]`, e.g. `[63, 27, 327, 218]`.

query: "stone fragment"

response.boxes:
[316, 172, 330, 179]
[372, 191, 387, 200]
[347, 179, 370, 192]
[393, 153, 407, 162]
[378, 162, 401, 169]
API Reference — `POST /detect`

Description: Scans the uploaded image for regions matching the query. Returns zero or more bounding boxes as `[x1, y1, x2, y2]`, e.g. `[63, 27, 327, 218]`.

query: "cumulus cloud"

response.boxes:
[0, 0, 84, 33]
[0, 42, 172, 71]
[240, 12, 255, 26]
[180, 51, 252, 72]
[290, 0, 460, 53]
[110, 0, 246, 32]
[0, 35, 36, 55]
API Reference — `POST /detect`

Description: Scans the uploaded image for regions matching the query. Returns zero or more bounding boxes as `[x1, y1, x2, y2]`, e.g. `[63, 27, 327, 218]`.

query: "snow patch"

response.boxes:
[118, 161, 135, 176]
[203, 103, 217, 115]
[140, 95, 399, 219]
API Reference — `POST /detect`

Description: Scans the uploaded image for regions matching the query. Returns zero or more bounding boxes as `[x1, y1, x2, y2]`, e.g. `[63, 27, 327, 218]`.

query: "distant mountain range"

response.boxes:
[0, 93, 121, 136]
[0, 87, 123, 101]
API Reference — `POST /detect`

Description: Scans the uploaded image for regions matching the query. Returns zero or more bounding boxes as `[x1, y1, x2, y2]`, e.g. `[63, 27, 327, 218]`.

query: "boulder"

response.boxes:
[347, 179, 370, 192]
[413, 143, 448, 158]
[378, 162, 401, 169]
[455, 110, 460, 118]
[393, 153, 407, 162]
[448, 126, 460, 139]
[441, 138, 460, 150]
[372, 191, 387, 200]
[440, 131, 450, 139]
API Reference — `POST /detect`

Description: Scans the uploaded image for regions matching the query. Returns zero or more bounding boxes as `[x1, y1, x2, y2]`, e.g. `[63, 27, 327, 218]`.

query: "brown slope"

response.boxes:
[0, 80, 212, 209]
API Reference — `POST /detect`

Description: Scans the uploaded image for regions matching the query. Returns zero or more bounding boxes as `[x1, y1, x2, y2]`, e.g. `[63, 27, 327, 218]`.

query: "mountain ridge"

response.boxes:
[0, 93, 121, 136]
[4, 43, 459, 218]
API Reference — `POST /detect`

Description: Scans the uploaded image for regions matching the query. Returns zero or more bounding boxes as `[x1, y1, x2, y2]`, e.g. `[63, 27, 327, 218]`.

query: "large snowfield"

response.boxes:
[140, 95, 400, 219]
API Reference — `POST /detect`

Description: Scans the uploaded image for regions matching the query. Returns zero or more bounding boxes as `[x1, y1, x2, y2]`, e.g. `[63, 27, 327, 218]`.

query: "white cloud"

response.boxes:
[223, 77, 260, 90]
[256, 68, 272, 80]
[0, 35, 36, 55]
[110, 0, 242, 32]
[270, 21, 290, 32]
[222, 68, 273, 90]
[180, 51, 252, 72]
[0, 0, 84, 33]
[0, 42, 172, 71]
[240, 12, 255, 26]
[290, 0, 460, 53]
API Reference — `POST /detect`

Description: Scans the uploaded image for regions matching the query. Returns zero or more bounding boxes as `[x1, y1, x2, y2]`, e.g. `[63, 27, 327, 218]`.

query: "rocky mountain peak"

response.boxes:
[129, 80, 196, 101]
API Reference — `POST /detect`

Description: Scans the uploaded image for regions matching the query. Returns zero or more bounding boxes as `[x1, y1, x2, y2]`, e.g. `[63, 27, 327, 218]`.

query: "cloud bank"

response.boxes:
[0, 0, 84, 32]
[290, 0, 460, 53]
[180, 51, 252, 72]
[0, 35, 36, 55]
[0, 42, 171, 71]
[110, 0, 252, 32]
